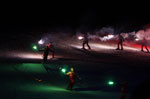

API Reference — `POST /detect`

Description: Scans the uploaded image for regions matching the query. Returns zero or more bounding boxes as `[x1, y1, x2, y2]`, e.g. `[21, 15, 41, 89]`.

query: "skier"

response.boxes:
[116, 34, 124, 50]
[43, 45, 50, 62]
[82, 33, 91, 50]
[48, 42, 55, 58]
[141, 37, 149, 53]
[66, 67, 80, 90]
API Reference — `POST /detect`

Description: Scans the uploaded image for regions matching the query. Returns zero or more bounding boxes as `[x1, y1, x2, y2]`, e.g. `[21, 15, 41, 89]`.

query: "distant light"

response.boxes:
[78, 36, 84, 40]
[38, 40, 44, 44]
[108, 81, 114, 85]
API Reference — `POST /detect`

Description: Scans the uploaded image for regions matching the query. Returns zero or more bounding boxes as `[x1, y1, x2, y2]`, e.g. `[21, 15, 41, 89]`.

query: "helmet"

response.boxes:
[70, 67, 74, 72]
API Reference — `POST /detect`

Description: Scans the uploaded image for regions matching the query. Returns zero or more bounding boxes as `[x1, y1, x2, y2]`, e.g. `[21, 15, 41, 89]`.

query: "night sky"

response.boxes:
[0, 2, 150, 34]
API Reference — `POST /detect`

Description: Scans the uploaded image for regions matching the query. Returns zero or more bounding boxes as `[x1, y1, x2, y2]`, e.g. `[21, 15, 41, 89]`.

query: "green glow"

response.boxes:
[108, 81, 114, 85]
[20, 84, 68, 92]
[21, 63, 46, 73]
[33, 45, 37, 50]
[61, 68, 66, 73]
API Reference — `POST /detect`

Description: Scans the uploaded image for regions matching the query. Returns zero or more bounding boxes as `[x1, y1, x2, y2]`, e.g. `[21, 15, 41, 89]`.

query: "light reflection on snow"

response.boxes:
[70, 42, 140, 51]
[17, 53, 43, 59]
[1, 52, 61, 59]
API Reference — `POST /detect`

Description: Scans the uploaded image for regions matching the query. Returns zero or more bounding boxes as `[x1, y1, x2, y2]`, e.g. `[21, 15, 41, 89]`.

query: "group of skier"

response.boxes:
[116, 33, 149, 52]
[40, 32, 149, 93]
[42, 32, 149, 62]
[81, 32, 149, 53]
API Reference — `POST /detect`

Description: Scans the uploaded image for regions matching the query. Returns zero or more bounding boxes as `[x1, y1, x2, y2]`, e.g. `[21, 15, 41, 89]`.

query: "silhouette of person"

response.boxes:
[116, 34, 124, 50]
[141, 37, 149, 53]
[43, 45, 50, 62]
[82, 33, 91, 50]
[48, 42, 55, 58]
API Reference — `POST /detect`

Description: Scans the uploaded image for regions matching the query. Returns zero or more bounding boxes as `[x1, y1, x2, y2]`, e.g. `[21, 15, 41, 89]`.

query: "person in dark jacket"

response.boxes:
[48, 42, 55, 58]
[116, 34, 124, 50]
[43, 45, 50, 62]
[82, 33, 91, 50]
[141, 37, 149, 53]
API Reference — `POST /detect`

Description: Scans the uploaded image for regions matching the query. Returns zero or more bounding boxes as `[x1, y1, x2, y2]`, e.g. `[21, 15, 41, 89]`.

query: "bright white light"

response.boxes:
[78, 36, 84, 40]
[100, 35, 114, 41]
[135, 38, 139, 41]
[38, 39, 44, 44]
[108, 35, 114, 38]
